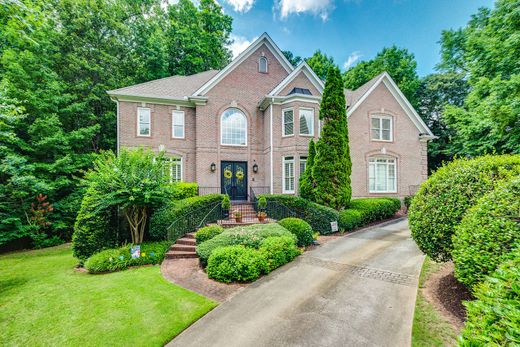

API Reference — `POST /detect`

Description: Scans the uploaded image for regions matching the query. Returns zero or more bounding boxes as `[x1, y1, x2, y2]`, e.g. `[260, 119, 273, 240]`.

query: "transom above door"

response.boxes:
[221, 161, 248, 201]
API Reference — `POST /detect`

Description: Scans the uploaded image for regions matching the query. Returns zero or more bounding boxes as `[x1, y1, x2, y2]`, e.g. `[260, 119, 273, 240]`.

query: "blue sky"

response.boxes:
[223, 0, 493, 76]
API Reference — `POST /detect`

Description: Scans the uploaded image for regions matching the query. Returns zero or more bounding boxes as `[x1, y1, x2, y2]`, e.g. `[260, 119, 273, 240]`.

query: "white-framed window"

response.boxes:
[299, 108, 314, 136]
[221, 108, 247, 146]
[299, 156, 307, 176]
[172, 110, 185, 138]
[371, 115, 392, 141]
[283, 156, 295, 193]
[369, 157, 397, 193]
[137, 107, 151, 136]
[259, 56, 268, 73]
[282, 108, 294, 137]
[169, 156, 183, 182]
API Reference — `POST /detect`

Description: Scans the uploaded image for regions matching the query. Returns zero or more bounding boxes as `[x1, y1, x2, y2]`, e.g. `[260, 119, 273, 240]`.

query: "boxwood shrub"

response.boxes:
[206, 245, 268, 283]
[149, 194, 224, 241]
[166, 182, 198, 200]
[260, 194, 339, 234]
[195, 225, 224, 244]
[460, 250, 519, 346]
[259, 235, 301, 272]
[409, 154, 520, 262]
[84, 241, 170, 274]
[452, 176, 520, 289]
[196, 223, 295, 266]
[339, 198, 401, 231]
[278, 218, 314, 247]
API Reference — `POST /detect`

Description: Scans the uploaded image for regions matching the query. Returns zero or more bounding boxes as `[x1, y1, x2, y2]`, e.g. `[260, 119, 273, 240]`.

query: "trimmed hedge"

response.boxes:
[195, 225, 224, 244]
[166, 182, 198, 200]
[149, 194, 224, 241]
[409, 154, 520, 262]
[260, 194, 339, 235]
[339, 198, 401, 231]
[206, 245, 268, 283]
[196, 223, 295, 266]
[259, 235, 301, 272]
[278, 218, 314, 247]
[452, 176, 520, 289]
[84, 241, 170, 274]
[460, 250, 520, 346]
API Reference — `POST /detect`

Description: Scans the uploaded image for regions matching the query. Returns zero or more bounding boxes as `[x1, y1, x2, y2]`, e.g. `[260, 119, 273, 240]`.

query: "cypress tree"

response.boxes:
[312, 66, 352, 209]
[299, 139, 316, 200]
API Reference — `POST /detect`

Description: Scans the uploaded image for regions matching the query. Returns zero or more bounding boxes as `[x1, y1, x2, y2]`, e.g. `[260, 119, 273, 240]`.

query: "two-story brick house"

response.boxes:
[108, 33, 434, 201]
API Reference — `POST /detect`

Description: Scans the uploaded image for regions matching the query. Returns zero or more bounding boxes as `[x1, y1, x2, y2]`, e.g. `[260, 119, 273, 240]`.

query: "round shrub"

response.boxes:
[452, 176, 520, 289]
[259, 236, 301, 271]
[460, 250, 519, 346]
[278, 218, 313, 247]
[409, 154, 520, 262]
[195, 225, 224, 244]
[206, 245, 268, 283]
[85, 248, 127, 273]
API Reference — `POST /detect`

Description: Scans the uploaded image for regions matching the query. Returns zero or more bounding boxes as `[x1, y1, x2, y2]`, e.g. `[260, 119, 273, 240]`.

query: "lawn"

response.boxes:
[0, 244, 217, 346]
[412, 257, 458, 346]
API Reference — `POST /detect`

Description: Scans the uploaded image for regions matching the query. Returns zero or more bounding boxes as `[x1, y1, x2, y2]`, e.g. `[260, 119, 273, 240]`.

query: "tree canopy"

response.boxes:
[305, 50, 337, 80]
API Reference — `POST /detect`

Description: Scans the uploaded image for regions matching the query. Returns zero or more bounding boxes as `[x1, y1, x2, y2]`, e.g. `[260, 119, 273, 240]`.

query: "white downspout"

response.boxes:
[269, 100, 274, 194]
[116, 100, 120, 155]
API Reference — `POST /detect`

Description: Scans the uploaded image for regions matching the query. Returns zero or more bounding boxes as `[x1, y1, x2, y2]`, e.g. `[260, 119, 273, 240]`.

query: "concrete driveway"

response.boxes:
[168, 218, 424, 347]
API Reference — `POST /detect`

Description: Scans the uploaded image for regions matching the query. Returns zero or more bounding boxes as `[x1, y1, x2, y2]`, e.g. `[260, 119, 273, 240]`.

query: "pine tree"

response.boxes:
[299, 140, 316, 200]
[312, 66, 352, 209]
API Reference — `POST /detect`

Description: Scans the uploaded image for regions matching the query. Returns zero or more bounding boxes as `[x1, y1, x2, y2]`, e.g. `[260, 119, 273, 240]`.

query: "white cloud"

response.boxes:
[224, 0, 254, 12]
[228, 34, 258, 58]
[343, 51, 362, 69]
[277, 0, 334, 21]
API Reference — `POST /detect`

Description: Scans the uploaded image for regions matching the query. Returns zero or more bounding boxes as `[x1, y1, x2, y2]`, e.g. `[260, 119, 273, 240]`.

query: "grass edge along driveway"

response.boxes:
[0, 244, 217, 347]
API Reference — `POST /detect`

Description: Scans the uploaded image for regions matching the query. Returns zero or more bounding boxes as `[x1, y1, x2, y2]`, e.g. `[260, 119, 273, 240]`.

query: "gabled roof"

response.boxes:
[107, 70, 218, 102]
[193, 33, 294, 96]
[346, 72, 434, 137]
[268, 61, 324, 96]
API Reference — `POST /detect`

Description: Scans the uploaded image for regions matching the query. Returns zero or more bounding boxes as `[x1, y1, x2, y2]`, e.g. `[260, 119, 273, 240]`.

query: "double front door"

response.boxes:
[221, 161, 248, 201]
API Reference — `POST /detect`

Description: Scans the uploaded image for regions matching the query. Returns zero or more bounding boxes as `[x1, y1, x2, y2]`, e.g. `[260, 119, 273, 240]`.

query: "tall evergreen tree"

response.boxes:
[299, 139, 316, 200]
[312, 66, 352, 209]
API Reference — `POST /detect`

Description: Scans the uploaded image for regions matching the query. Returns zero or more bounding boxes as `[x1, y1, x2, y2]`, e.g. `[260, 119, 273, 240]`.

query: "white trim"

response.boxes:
[269, 61, 324, 96]
[368, 157, 397, 193]
[172, 110, 185, 139]
[269, 102, 274, 194]
[109, 94, 199, 107]
[282, 107, 294, 137]
[193, 33, 294, 96]
[370, 114, 393, 142]
[220, 108, 248, 147]
[137, 107, 151, 137]
[299, 107, 314, 136]
[258, 94, 321, 111]
[347, 72, 434, 137]
[116, 100, 120, 154]
[282, 156, 295, 194]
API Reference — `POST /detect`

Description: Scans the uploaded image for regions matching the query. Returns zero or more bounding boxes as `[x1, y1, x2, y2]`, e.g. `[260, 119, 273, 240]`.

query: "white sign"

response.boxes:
[330, 221, 338, 232]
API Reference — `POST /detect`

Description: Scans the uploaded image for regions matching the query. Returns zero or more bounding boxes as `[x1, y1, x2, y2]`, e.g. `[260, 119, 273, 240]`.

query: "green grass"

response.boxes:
[412, 257, 458, 346]
[0, 244, 217, 346]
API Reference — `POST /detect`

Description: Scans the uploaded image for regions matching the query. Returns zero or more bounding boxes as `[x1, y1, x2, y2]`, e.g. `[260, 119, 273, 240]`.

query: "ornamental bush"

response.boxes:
[339, 198, 401, 231]
[197, 223, 295, 266]
[206, 245, 268, 283]
[260, 194, 339, 234]
[166, 182, 198, 200]
[452, 176, 520, 289]
[149, 194, 224, 241]
[195, 225, 224, 244]
[409, 154, 520, 262]
[460, 250, 520, 346]
[278, 218, 314, 247]
[259, 235, 301, 271]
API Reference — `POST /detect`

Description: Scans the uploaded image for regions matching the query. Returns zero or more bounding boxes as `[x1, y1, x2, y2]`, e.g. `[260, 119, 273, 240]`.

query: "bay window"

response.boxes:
[299, 108, 314, 136]
[283, 109, 294, 136]
[283, 156, 295, 193]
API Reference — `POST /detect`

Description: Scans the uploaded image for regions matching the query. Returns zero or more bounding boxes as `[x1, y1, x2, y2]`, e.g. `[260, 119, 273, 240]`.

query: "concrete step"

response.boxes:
[184, 232, 196, 239]
[170, 244, 196, 252]
[165, 251, 198, 259]
[176, 237, 196, 246]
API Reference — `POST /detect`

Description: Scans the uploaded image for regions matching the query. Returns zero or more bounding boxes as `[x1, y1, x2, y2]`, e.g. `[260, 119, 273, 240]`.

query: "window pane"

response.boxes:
[382, 129, 391, 141]
[300, 158, 307, 175]
[371, 117, 380, 129]
[371, 129, 380, 140]
[259, 57, 268, 73]
[221, 108, 247, 145]
[299, 109, 314, 135]
[138, 108, 150, 136]
[284, 158, 294, 192]
[283, 110, 294, 136]
[382, 118, 391, 130]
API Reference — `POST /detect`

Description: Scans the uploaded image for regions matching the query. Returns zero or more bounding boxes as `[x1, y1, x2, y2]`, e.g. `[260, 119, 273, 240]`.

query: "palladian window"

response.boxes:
[221, 108, 247, 146]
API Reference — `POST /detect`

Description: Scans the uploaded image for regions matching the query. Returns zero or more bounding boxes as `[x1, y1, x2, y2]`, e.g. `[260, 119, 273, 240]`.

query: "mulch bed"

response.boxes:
[423, 262, 473, 331]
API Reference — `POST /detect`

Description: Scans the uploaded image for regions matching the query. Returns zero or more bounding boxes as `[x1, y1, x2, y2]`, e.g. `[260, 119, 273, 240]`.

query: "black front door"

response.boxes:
[221, 161, 248, 201]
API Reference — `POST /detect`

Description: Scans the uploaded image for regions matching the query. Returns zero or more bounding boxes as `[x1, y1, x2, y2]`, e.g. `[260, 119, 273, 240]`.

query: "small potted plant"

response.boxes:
[258, 196, 267, 212]
[221, 194, 231, 218]
[234, 211, 242, 223]
[257, 211, 267, 223]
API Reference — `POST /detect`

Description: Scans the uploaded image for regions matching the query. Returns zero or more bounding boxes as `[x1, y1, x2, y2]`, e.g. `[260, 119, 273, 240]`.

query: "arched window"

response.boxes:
[259, 56, 268, 73]
[221, 108, 247, 146]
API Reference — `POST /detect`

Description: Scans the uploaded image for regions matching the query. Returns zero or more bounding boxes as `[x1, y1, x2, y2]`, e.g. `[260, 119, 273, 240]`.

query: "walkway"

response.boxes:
[168, 218, 424, 347]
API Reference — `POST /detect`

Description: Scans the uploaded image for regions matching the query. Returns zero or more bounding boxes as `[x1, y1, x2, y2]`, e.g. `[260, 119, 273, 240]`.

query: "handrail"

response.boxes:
[197, 202, 222, 229]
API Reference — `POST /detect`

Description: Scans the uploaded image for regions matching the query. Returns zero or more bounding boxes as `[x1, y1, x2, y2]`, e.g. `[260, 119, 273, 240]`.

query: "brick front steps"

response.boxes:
[165, 232, 197, 259]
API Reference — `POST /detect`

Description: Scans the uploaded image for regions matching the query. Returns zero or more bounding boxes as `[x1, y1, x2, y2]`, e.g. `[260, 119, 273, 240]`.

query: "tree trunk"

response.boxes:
[124, 206, 147, 244]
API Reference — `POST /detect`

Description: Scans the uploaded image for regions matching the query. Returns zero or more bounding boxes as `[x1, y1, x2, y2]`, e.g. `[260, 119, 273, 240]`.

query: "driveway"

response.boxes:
[168, 218, 424, 347]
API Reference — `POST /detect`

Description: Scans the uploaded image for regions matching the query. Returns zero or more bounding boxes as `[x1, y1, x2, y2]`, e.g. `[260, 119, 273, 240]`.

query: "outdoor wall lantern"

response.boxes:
[253, 163, 258, 173]
[210, 162, 216, 172]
